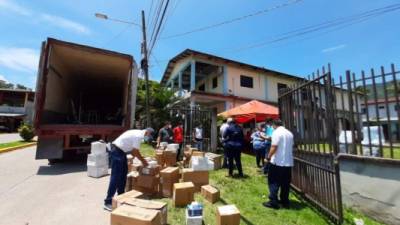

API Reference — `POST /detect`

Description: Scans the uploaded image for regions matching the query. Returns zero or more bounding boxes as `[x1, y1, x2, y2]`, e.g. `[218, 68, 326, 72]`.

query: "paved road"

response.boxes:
[0, 147, 110, 225]
[0, 133, 22, 144]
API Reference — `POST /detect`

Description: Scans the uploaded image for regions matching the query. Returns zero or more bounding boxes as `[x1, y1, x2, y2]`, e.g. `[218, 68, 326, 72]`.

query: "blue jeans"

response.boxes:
[194, 139, 203, 151]
[104, 146, 128, 205]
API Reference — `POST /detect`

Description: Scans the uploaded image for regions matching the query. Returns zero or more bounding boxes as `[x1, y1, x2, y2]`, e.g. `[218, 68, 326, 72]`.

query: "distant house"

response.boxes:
[160, 49, 301, 113]
[0, 89, 35, 131]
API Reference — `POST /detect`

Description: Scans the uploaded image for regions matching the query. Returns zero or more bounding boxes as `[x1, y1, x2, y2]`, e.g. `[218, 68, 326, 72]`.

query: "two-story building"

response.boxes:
[0, 89, 35, 131]
[160, 49, 302, 113]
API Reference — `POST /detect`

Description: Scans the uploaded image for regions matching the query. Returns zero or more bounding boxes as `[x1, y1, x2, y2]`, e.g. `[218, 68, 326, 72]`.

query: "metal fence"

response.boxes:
[279, 66, 343, 224]
[279, 63, 400, 224]
[168, 105, 212, 151]
[332, 64, 400, 159]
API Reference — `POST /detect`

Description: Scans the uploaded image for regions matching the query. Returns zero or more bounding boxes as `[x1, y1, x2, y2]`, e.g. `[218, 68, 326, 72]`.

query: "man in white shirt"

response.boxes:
[263, 119, 294, 209]
[103, 128, 152, 211]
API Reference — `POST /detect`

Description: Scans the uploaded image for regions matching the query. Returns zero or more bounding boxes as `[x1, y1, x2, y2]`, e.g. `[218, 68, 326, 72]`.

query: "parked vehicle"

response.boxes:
[34, 38, 138, 162]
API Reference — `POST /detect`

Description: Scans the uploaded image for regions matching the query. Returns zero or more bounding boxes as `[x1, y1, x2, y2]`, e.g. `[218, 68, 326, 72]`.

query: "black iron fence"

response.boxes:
[279, 67, 343, 224]
[168, 105, 213, 151]
[279, 63, 400, 224]
[332, 64, 400, 159]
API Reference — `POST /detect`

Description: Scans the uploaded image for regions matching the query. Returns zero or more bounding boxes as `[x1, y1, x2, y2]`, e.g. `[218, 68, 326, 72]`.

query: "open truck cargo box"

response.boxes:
[34, 38, 138, 160]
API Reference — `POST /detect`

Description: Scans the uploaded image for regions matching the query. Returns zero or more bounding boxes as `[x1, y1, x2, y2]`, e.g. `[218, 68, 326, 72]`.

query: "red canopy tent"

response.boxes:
[218, 100, 279, 123]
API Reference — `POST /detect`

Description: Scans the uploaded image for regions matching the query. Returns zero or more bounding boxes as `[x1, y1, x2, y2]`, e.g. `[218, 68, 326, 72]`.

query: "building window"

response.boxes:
[277, 83, 288, 95]
[198, 84, 205, 91]
[379, 106, 385, 109]
[240, 75, 253, 88]
[212, 77, 218, 89]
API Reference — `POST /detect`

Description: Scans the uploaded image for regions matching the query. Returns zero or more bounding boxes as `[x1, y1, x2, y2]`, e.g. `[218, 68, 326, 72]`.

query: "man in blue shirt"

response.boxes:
[223, 118, 244, 177]
[264, 118, 274, 174]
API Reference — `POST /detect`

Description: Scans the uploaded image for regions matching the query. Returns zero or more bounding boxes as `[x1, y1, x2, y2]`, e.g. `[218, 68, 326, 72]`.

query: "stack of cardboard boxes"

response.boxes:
[111, 190, 168, 225]
[87, 141, 109, 178]
[182, 168, 209, 192]
[160, 167, 180, 197]
[205, 152, 223, 170]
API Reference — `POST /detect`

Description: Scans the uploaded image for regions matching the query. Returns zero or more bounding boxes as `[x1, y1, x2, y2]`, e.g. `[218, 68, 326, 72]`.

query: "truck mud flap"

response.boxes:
[35, 136, 64, 159]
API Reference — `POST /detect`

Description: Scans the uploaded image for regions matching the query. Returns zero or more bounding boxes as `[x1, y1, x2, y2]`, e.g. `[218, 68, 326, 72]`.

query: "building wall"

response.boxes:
[195, 71, 223, 94]
[225, 66, 296, 103]
[362, 102, 398, 120]
[339, 156, 400, 225]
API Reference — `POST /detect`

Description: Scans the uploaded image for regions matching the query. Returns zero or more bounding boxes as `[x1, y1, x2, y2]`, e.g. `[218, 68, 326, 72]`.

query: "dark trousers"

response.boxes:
[255, 147, 266, 167]
[222, 145, 229, 168]
[226, 147, 243, 176]
[176, 143, 182, 161]
[268, 164, 292, 205]
[104, 146, 128, 205]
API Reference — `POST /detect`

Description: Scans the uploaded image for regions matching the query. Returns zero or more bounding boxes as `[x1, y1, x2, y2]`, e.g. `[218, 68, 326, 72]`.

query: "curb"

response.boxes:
[0, 142, 37, 154]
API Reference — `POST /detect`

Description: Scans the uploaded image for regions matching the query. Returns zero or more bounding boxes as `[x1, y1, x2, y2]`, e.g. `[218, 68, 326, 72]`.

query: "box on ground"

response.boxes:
[140, 165, 161, 176]
[205, 152, 223, 170]
[91, 141, 107, 155]
[201, 185, 220, 203]
[126, 171, 139, 192]
[182, 169, 209, 192]
[134, 175, 160, 196]
[122, 198, 167, 225]
[111, 204, 161, 225]
[173, 182, 195, 207]
[155, 150, 165, 166]
[216, 205, 240, 225]
[160, 167, 180, 197]
[87, 153, 108, 167]
[87, 165, 108, 178]
[112, 190, 143, 209]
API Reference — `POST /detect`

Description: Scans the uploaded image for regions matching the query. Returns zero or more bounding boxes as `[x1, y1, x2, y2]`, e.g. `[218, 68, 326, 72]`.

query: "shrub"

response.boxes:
[18, 123, 35, 141]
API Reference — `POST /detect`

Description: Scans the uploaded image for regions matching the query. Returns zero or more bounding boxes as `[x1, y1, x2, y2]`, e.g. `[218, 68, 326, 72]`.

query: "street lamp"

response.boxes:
[95, 12, 151, 128]
[95, 13, 141, 27]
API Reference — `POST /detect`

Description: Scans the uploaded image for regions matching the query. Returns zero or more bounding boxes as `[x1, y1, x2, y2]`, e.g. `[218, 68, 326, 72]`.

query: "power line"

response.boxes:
[148, 0, 170, 56]
[149, 0, 165, 48]
[221, 3, 400, 53]
[159, 0, 303, 40]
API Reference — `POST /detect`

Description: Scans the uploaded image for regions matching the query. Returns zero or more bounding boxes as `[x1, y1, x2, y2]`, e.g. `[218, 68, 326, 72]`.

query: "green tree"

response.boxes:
[135, 79, 178, 131]
[0, 80, 14, 89]
[16, 84, 28, 90]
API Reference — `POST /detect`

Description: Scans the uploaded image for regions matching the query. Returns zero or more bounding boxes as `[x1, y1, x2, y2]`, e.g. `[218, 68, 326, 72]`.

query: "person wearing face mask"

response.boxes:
[157, 121, 173, 147]
[103, 128, 152, 211]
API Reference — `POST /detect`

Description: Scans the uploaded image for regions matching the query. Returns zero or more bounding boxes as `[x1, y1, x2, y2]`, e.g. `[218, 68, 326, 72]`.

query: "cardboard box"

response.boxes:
[164, 151, 177, 167]
[111, 204, 161, 225]
[125, 171, 139, 192]
[112, 190, 143, 209]
[201, 185, 220, 203]
[155, 150, 165, 166]
[173, 182, 195, 207]
[205, 153, 223, 170]
[192, 151, 205, 157]
[182, 169, 209, 192]
[141, 166, 161, 176]
[160, 167, 180, 181]
[216, 205, 240, 225]
[122, 198, 168, 225]
[137, 175, 160, 190]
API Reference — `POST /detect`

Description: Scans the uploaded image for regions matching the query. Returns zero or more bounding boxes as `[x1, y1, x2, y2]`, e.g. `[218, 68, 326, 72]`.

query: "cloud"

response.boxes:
[40, 13, 91, 35]
[0, 47, 39, 72]
[322, 44, 346, 53]
[0, 74, 8, 82]
[0, 0, 31, 16]
[0, 0, 90, 35]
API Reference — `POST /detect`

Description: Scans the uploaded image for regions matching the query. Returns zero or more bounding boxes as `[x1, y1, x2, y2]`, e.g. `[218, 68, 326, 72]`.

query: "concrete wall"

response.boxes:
[195, 71, 223, 94]
[339, 155, 400, 225]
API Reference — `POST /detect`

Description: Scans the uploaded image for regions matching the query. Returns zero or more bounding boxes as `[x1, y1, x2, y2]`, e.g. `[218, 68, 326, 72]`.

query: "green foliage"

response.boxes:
[135, 78, 178, 131]
[18, 123, 35, 141]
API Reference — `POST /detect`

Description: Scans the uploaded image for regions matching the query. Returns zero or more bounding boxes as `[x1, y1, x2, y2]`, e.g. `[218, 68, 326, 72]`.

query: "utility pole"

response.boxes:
[141, 10, 151, 128]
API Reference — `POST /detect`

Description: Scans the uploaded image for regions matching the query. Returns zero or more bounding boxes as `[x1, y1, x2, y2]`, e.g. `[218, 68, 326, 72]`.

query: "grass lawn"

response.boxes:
[140, 144, 383, 225]
[0, 140, 35, 150]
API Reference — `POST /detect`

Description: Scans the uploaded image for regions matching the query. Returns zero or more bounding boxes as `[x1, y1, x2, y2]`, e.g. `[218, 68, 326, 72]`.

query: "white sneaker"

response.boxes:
[103, 204, 112, 212]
